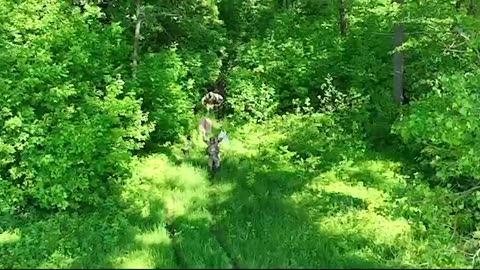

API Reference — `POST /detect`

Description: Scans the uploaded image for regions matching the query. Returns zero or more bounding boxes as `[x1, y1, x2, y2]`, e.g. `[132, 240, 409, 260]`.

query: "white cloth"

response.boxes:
[218, 130, 229, 143]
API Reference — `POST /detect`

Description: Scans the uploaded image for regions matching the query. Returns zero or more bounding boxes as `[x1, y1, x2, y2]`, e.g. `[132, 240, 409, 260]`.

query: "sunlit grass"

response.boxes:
[0, 114, 472, 269]
[0, 230, 21, 244]
[122, 154, 231, 268]
[203, 115, 470, 268]
[0, 153, 227, 269]
[112, 249, 159, 269]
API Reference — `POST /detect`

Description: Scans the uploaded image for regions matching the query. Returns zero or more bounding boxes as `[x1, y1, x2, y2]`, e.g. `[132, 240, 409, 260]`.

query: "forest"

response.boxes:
[1, 0, 480, 268]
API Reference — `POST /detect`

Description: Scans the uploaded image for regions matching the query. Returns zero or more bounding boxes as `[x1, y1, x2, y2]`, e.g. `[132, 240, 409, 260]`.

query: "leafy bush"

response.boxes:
[393, 72, 480, 182]
[225, 67, 278, 123]
[232, 34, 321, 112]
[219, 0, 276, 40]
[227, 6, 392, 117]
[135, 48, 194, 144]
[179, 48, 223, 104]
[0, 1, 151, 213]
[274, 112, 367, 164]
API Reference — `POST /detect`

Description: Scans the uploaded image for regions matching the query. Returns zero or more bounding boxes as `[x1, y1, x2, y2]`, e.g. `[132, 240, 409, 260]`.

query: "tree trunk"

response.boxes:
[338, 0, 347, 37]
[132, 0, 142, 79]
[393, 0, 405, 104]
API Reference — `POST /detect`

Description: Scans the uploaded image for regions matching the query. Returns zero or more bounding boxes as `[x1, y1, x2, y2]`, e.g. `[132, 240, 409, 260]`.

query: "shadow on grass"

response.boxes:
[0, 118, 420, 269]
[0, 196, 179, 269]
[171, 110, 430, 268]
[200, 153, 408, 269]
[175, 145, 386, 268]
[304, 190, 368, 213]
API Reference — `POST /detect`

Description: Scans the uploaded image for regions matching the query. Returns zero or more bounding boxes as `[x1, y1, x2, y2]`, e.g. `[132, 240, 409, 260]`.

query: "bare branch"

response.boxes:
[454, 185, 480, 197]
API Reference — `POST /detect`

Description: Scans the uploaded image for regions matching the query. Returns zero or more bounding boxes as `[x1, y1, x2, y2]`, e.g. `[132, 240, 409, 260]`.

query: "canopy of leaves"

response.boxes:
[2, 0, 480, 266]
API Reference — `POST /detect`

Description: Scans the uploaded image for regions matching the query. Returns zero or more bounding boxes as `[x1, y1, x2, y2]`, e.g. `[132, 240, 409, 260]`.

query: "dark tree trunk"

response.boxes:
[132, 0, 142, 79]
[393, 0, 406, 104]
[338, 0, 347, 37]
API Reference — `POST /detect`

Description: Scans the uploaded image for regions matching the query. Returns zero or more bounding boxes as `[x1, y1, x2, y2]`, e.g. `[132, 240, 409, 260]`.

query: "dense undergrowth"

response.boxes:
[2, 0, 480, 268]
[0, 114, 475, 268]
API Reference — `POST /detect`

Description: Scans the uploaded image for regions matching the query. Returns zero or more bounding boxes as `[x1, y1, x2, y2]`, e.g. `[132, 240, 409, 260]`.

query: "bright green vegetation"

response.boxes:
[1, 0, 480, 268]
[0, 115, 473, 268]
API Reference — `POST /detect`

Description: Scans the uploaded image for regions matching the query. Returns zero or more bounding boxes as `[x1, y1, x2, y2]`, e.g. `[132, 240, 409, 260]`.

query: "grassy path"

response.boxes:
[173, 115, 470, 268]
[0, 116, 472, 268]
[204, 140, 394, 268]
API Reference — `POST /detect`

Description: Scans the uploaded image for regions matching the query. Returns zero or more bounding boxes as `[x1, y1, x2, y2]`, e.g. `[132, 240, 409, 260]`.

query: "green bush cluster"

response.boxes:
[135, 48, 194, 144]
[394, 72, 480, 182]
[0, 1, 151, 212]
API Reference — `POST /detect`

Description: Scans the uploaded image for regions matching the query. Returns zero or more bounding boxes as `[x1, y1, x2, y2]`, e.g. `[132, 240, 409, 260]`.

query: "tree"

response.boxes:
[0, 0, 151, 212]
[132, 0, 143, 78]
[338, 0, 347, 37]
[393, 0, 406, 104]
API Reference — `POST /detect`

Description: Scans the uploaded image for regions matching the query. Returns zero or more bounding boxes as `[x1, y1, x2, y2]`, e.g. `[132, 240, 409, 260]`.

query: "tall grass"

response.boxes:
[0, 114, 470, 268]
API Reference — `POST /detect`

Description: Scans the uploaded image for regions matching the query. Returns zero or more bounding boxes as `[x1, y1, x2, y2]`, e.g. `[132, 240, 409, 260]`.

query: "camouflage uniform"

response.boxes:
[201, 92, 224, 112]
[204, 137, 222, 171]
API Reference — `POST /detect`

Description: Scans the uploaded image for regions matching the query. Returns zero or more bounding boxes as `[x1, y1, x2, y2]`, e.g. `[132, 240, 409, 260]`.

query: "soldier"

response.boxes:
[198, 117, 212, 138]
[182, 135, 192, 158]
[203, 134, 223, 176]
[201, 91, 224, 112]
[206, 78, 227, 119]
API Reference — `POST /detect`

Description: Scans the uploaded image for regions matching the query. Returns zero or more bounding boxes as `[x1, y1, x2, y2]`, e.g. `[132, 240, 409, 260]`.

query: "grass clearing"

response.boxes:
[203, 114, 470, 268]
[0, 205, 177, 269]
[0, 154, 227, 269]
[0, 114, 472, 268]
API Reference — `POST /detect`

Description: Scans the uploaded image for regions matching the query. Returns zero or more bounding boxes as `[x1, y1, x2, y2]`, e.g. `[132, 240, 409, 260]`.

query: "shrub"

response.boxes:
[274, 112, 367, 163]
[135, 47, 194, 144]
[0, 1, 151, 212]
[225, 67, 278, 123]
[393, 72, 480, 182]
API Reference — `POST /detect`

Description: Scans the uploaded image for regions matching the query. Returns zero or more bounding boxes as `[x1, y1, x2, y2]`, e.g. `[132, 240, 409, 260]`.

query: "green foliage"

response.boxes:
[270, 112, 367, 164]
[0, 204, 139, 269]
[401, 1, 480, 99]
[0, 0, 150, 212]
[135, 47, 194, 144]
[225, 67, 277, 123]
[124, 154, 231, 268]
[143, 0, 226, 49]
[190, 115, 467, 268]
[0, 153, 231, 269]
[393, 72, 480, 182]
[3, 0, 480, 267]
[0, 115, 473, 269]
[126, 0, 228, 90]
[179, 48, 223, 102]
[230, 19, 329, 112]
[105, 0, 228, 109]
[226, 2, 393, 118]
[219, 0, 276, 40]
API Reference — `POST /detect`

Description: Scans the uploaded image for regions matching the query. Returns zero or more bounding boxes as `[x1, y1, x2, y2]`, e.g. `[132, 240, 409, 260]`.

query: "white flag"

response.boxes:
[218, 130, 229, 143]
